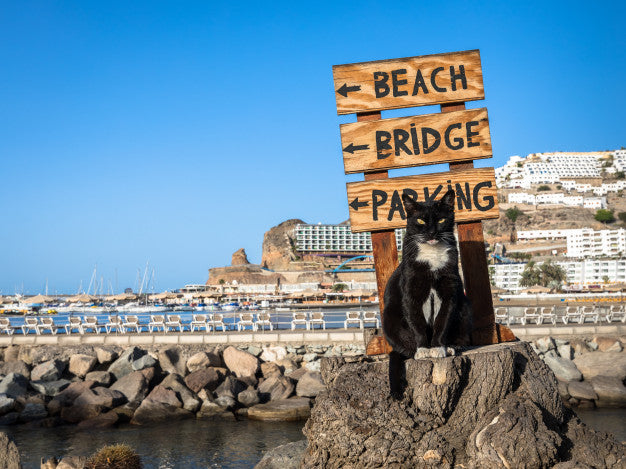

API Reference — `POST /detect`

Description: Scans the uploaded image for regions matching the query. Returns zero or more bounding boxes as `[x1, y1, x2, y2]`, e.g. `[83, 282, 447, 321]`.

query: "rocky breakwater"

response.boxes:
[0, 343, 363, 427]
[259, 342, 625, 468]
[529, 335, 626, 408]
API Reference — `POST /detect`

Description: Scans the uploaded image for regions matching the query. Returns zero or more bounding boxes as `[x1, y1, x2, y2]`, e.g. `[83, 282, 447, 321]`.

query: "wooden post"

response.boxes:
[441, 102, 496, 344]
[359, 111, 397, 355]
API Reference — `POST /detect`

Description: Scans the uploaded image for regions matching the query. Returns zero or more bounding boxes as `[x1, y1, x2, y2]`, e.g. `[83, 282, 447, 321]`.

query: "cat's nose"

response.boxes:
[427, 239, 439, 245]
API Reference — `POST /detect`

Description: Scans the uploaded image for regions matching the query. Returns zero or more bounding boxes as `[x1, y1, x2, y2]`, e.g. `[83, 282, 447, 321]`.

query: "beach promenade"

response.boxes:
[0, 323, 624, 347]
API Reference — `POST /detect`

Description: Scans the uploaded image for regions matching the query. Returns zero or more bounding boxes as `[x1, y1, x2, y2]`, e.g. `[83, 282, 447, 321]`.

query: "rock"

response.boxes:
[0, 360, 30, 380]
[260, 346, 288, 363]
[300, 342, 626, 468]
[237, 387, 260, 407]
[276, 358, 298, 374]
[557, 343, 573, 360]
[19, 402, 47, 422]
[95, 347, 118, 365]
[574, 352, 626, 380]
[186, 352, 212, 373]
[107, 347, 147, 379]
[132, 353, 157, 371]
[248, 398, 311, 421]
[130, 385, 193, 425]
[0, 413, 18, 425]
[260, 362, 281, 378]
[0, 373, 29, 399]
[231, 248, 250, 265]
[0, 396, 15, 415]
[56, 456, 87, 469]
[286, 367, 307, 381]
[184, 367, 223, 394]
[302, 353, 317, 362]
[535, 336, 556, 353]
[77, 410, 118, 429]
[254, 439, 307, 469]
[569, 339, 588, 357]
[0, 432, 21, 469]
[214, 395, 236, 409]
[295, 372, 325, 398]
[47, 381, 97, 416]
[84, 371, 114, 387]
[31, 359, 66, 382]
[215, 376, 247, 400]
[593, 336, 623, 352]
[74, 387, 126, 409]
[158, 346, 187, 376]
[30, 379, 71, 397]
[587, 340, 599, 351]
[110, 371, 150, 409]
[197, 400, 223, 418]
[68, 354, 97, 378]
[590, 376, 626, 406]
[160, 374, 201, 412]
[542, 354, 582, 382]
[568, 381, 598, 401]
[258, 375, 295, 402]
[223, 346, 259, 381]
[557, 380, 570, 399]
[3, 346, 20, 362]
[247, 346, 263, 357]
[303, 361, 321, 372]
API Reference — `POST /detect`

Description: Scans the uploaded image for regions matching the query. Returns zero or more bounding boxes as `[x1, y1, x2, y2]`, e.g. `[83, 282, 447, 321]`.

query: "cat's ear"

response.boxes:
[402, 193, 419, 217]
[440, 189, 456, 209]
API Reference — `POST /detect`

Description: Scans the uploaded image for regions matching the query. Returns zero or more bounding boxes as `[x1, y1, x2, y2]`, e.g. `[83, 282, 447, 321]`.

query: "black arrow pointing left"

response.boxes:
[337, 83, 361, 97]
[349, 197, 369, 211]
[343, 143, 370, 154]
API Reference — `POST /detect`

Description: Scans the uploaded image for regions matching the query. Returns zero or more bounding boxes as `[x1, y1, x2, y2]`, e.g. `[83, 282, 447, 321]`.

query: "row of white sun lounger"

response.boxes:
[0, 311, 381, 335]
[495, 305, 626, 326]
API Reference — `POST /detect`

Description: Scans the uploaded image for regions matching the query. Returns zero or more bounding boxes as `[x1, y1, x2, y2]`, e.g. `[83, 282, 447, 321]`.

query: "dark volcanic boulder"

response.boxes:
[301, 342, 626, 468]
[130, 385, 193, 425]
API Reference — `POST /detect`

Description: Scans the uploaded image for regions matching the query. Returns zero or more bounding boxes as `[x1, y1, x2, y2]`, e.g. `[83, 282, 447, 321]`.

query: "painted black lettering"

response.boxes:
[393, 129, 411, 156]
[466, 121, 480, 147]
[402, 188, 418, 203]
[430, 67, 446, 92]
[424, 185, 443, 203]
[388, 190, 406, 221]
[455, 182, 472, 209]
[374, 72, 390, 98]
[473, 181, 495, 211]
[444, 123, 464, 150]
[410, 124, 420, 155]
[412, 69, 429, 95]
[376, 131, 392, 159]
[422, 127, 441, 154]
[450, 65, 467, 91]
[392, 69, 408, 97]
[372, 190, 387, 221]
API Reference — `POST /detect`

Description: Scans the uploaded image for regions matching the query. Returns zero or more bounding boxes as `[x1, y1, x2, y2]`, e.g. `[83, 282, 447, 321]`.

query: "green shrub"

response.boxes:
[595, 209, 615, 223]
[537, 185, 551, 191]
[86, 444, 142, 469]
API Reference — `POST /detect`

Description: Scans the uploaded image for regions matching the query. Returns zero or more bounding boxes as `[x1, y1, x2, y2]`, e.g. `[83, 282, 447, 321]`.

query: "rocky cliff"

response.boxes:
[261, 219, 304, 271]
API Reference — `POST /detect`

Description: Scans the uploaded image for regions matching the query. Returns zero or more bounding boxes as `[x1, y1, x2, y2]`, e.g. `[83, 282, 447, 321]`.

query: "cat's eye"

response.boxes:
[416, 218, 426, 225]
[438, 218, 446, 224]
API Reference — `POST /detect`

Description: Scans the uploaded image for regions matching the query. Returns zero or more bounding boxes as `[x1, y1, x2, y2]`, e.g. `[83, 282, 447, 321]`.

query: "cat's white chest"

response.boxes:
[415, 243, 450, 270]
[422, 288, 442, 324]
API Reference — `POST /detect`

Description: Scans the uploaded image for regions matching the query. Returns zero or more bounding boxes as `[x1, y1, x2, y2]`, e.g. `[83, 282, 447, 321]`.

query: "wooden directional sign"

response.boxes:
[333, 50, 484, 115]
[340, 108, 491, 174]
[346, 167, 498, 233]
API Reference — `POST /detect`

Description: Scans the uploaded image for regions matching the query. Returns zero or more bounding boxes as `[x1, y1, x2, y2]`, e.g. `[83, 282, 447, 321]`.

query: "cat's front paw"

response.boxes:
[446, 347, 456, 356]
[430, 346, 447, 358]
[414, 347, 431, 359]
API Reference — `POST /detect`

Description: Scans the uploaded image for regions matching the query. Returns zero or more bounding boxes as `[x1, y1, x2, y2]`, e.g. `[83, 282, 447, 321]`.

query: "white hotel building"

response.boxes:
[492, 259, 626, 292]
[516, 228, 626, 258]
[507, 192, 606, 209]
[295, 224, 404, 253]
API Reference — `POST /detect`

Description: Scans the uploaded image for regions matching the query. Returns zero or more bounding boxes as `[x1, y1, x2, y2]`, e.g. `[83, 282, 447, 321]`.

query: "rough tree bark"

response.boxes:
[301, 342, 625, 469]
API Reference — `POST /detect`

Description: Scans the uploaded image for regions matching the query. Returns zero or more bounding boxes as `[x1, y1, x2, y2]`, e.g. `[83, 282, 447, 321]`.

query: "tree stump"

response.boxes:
[301, 342, 625, 468]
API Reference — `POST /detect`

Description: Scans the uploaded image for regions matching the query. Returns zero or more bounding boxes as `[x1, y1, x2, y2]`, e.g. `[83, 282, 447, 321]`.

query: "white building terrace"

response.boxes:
[507, 192, 606, 209]
[295, 223, 405, 253]
[516, 228, 626, 258]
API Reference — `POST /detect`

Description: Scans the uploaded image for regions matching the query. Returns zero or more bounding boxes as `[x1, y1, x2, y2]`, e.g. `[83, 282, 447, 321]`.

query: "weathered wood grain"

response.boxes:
[333, 50, 484, 115]
[346, 167, 498, 232]
[340, 108, 491, 174]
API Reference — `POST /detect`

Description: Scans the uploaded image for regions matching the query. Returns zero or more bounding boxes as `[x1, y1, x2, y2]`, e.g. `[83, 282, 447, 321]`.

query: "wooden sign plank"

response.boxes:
[333, 50, 484, 115]
[346, 167, 498, 233]
[340, 108, 491, 174]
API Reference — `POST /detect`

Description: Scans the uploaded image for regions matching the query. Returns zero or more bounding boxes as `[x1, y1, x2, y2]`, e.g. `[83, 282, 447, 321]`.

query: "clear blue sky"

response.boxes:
[1, 1, 624, 295]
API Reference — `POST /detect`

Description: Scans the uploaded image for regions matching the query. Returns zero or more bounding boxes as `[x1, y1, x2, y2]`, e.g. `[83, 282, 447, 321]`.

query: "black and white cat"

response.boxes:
[382, 189, 472, 398]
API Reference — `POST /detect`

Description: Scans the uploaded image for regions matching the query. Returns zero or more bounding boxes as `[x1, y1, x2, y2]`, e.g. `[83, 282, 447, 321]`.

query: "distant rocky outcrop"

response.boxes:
[261, 219, 304, 271]
[231, 248, 250, 266]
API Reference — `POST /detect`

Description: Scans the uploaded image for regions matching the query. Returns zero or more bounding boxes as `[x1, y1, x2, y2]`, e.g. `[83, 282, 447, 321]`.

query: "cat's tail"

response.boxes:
[388, 350, 407, 400]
